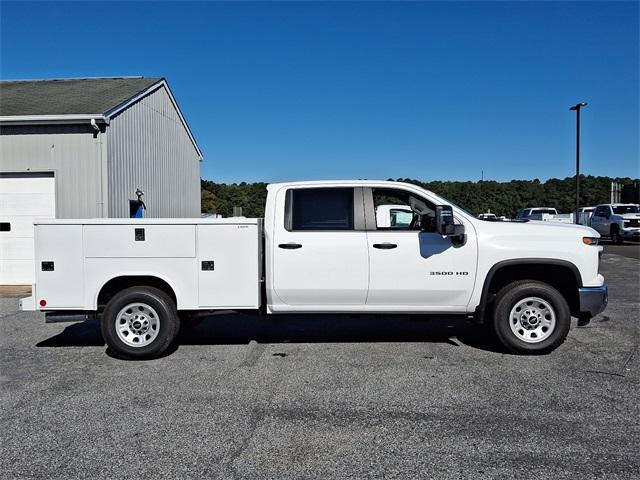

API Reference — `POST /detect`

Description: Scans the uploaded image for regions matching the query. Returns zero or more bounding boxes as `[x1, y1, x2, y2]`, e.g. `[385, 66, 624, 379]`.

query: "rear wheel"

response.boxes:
[492, 280, 571, 354]
[101, 286, 179, 360]
[611, 225, 623, 244]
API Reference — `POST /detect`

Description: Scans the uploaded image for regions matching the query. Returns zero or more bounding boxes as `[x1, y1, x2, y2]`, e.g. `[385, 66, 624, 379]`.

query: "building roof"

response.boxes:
[0, 76, 163, 116]
[0, 76, 202, 159]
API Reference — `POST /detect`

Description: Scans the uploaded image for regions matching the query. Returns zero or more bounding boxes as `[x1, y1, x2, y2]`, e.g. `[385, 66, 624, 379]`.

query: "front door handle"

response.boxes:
[278, 243, 302, 249]
[373, 243, 397, 249]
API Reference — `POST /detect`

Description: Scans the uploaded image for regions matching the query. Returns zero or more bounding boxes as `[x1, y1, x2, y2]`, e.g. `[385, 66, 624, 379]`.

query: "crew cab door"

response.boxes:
[590, 206, 611, 234]
[364, 187, 477, 309]
[271, 186, 369, 306]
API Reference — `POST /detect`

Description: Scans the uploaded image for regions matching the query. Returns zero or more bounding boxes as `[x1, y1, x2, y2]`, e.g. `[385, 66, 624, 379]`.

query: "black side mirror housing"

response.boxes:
[435, 205, 466, 239]
[435, 205, 454, 235]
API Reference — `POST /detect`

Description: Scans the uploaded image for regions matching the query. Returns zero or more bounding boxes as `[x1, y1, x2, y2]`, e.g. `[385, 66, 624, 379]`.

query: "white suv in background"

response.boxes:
[590, 204, 640, 244]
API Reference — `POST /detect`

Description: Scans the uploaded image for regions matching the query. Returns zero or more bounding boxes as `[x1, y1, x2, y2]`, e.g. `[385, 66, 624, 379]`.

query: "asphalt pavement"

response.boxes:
[1, 254, 638, 479]
[601, 240, 640, 260]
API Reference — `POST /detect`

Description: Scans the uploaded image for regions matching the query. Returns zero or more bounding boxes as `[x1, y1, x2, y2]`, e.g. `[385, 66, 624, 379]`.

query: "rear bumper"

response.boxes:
[19, 295, 36, 311]
[578, 283, 608, 318]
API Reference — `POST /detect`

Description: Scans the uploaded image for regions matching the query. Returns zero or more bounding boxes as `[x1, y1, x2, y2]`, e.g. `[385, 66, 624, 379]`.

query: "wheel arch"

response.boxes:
[476, 259, 583, 322]
[95, 275, 178, 310]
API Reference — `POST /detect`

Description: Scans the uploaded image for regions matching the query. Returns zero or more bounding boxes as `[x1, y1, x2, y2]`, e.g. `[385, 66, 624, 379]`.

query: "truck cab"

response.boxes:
[265, 182, 476, 312]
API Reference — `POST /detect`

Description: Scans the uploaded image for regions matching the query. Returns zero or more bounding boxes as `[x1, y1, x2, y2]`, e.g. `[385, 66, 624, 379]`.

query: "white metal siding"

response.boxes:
[106, 86, 201, 218]
[0, 125, 106, 218]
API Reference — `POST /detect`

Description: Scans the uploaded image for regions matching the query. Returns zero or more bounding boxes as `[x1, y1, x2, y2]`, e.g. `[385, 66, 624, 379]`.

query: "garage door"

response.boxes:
[0, 172, 56, 285]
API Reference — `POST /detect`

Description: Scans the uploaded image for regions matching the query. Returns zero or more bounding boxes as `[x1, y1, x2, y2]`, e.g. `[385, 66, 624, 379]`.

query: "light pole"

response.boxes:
[569, 102, 587, 224]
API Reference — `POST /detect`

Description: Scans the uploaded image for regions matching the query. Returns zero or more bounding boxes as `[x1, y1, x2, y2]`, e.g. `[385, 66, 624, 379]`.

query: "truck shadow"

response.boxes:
[36, 313, 509, 354]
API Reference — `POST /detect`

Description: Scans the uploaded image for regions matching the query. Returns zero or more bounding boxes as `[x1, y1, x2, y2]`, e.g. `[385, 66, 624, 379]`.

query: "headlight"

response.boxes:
[582, 237, 599, 245]
[624, 220, 630, 227]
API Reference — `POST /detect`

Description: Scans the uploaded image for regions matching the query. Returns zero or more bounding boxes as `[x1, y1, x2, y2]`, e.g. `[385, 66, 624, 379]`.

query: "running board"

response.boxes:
[45, 312, 97, 323]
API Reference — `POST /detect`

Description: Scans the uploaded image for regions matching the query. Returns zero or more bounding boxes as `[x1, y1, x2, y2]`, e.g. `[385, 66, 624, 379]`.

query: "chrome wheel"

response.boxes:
[509, 297, 556, 343]
[115, 302, 160, 347]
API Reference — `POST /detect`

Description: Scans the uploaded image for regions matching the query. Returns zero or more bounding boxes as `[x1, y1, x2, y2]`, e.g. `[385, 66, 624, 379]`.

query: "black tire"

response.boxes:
[611, 225, 623, 244]
[101, 286, 179, 360]
[492, 280, 571, 354]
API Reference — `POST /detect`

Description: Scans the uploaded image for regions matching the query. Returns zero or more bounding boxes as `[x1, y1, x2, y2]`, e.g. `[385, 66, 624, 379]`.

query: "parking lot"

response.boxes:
[1, 252, 638, 479]
[602, 239, 640, 260]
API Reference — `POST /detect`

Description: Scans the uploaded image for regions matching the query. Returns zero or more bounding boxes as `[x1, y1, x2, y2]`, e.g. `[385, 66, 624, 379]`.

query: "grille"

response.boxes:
[625, 219, 640, 228]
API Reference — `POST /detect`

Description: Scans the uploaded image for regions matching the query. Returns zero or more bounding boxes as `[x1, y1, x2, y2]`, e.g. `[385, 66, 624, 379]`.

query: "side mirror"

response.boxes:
[435, 205, 466, 239]
[435, 205, 454, 235]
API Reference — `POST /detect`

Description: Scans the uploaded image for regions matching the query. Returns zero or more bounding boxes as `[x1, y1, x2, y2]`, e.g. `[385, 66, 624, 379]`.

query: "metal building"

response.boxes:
[0, 76, 203, 285]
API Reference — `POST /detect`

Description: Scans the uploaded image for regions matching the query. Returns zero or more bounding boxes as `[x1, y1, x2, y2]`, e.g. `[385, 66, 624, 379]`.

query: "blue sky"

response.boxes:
[1, 1, 638, 183]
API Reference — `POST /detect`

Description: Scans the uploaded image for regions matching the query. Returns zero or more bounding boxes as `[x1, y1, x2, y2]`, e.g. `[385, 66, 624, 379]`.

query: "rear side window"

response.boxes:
[288, 188, 354, 231]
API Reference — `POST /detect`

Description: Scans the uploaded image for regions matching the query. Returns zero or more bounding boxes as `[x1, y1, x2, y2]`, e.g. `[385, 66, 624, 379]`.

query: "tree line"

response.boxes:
[201, 176, 639, 218]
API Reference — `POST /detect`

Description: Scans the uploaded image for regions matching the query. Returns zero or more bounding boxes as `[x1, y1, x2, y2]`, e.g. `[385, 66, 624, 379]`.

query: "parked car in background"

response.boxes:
[515, 208, 558, 220]
[375, 204, 414, 229]
[477, 213, 507, 221]
[590, 204, 640, 244]
[516, 207, 573, 224]
[577, 207, 596, 226]
[530, 212, 574, 224]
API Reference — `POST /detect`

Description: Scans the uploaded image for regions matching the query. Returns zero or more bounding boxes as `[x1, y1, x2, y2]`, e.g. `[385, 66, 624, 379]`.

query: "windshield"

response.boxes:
[612, 205, 640, 214]
[426, 192, 473, 218]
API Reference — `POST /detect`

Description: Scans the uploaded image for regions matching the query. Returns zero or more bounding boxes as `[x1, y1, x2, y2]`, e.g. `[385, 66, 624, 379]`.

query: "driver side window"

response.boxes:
[595, 206, 609, 219]
[372, 188, 436, 232]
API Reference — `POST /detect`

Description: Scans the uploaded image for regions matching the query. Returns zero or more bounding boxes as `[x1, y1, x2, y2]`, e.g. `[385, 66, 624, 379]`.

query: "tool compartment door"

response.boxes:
[84, 224, 195, 258]
[34, 224, 84, 309]
[197, 224, 260, 308]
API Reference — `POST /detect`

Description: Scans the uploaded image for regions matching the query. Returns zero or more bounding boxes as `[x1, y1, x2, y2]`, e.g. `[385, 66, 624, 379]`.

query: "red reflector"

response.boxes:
[39, 299, 47, 307]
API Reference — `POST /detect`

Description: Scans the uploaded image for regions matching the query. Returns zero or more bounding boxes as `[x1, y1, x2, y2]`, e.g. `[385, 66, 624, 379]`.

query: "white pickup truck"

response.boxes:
[516, 208, 574, 224]
[20, 180, 608, 359]
[589, 203, 640, 244]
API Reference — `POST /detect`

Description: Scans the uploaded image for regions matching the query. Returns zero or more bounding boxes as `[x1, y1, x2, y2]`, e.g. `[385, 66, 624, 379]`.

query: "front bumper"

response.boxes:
[578, 283, 608, 318]
[621, 228, 640, 239]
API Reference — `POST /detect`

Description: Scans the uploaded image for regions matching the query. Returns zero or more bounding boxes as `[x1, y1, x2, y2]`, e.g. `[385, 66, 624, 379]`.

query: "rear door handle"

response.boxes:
[373, 243, 397, 249]
[278, 243, 302, 249]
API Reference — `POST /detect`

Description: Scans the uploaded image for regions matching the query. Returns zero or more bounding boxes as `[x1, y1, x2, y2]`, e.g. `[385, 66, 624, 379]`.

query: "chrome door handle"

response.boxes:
[373, 243, 397, 249]
[278, 243, 302, 249]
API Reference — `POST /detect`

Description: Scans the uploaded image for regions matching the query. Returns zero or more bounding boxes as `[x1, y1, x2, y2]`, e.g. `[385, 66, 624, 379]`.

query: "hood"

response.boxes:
[525, 220, 598, 234]
[613, 213, 640, 220]
[472, 218, 599, 238]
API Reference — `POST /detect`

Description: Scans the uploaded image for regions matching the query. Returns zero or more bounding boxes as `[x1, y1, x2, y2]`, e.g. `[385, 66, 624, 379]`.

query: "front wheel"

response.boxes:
[492, 280, 571, 354]
[611, 226, 623, 244]
[101, 286, 180, 360]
